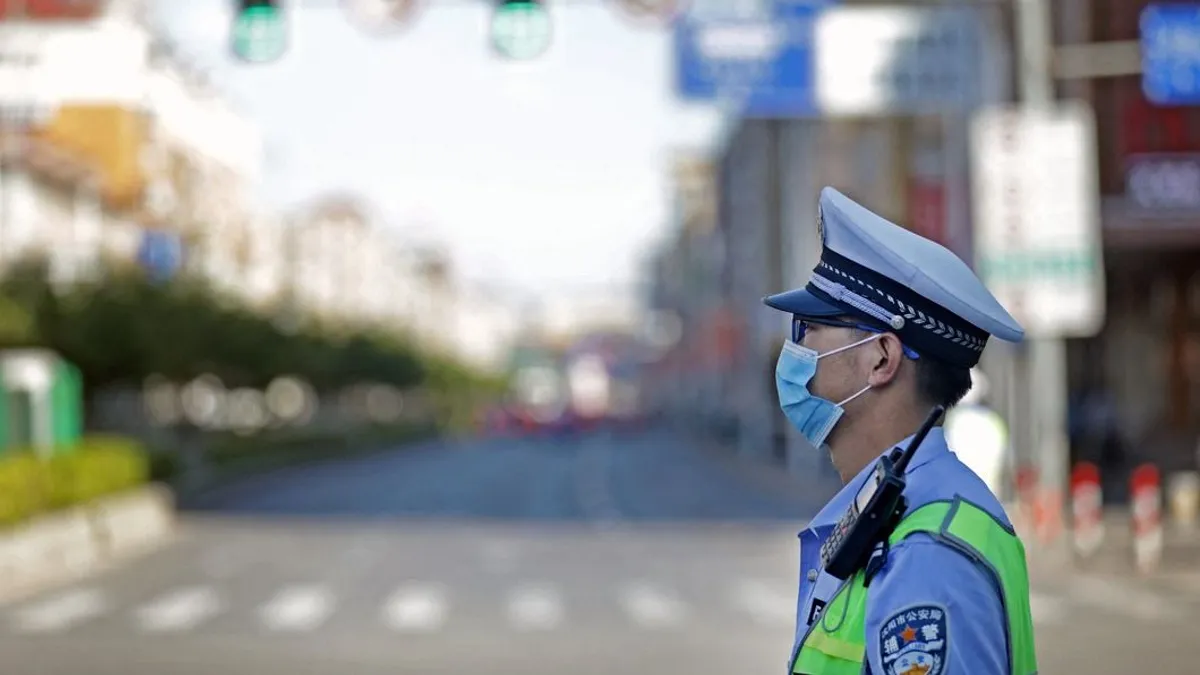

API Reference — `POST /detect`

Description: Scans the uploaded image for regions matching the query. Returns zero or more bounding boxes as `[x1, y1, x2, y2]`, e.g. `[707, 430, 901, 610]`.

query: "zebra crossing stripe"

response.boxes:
[1028, 591, 1067, 625]
[10, 588, 108, 634]
[135, 586, 223, 633]
[260, 585, 334, 632]
[8, 575, 1197, 636]
[619, 582, 685, 628]
[383, 583, 448, 632]
[507, 584, 563, 631]
[730, 579, 793, 626]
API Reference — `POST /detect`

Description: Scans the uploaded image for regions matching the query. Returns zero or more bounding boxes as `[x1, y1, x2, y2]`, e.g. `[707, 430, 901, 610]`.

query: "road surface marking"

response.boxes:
[259, 585, 334, 632]
[731, 579, 793, 626]
[383, 584, 448, 632]
[508, 584, 563, 631]
[619, 582, 685, 628]
[1028, 591, 1067, 625]
[135, 586, 223, 633]
[10, 588, 108, 634]
[1070, 577, 1184, 621]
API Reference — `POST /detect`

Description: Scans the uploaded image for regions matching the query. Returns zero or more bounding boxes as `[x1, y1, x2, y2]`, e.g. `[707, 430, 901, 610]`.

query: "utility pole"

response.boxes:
[1014, 0, 1070, 552]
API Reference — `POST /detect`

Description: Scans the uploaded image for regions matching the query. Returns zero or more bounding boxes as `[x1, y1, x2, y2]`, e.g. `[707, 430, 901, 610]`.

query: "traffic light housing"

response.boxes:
[490, 0, 552, 61]
[232, 0, 288, 64]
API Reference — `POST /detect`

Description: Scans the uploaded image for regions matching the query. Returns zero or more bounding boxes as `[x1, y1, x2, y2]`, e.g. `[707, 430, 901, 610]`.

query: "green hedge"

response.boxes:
[0, 435, 148, 528]
[0, 256, 426, 392]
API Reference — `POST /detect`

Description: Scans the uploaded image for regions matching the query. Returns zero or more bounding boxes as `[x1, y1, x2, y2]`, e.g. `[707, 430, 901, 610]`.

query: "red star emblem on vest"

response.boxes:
[900, 625, 917, 642]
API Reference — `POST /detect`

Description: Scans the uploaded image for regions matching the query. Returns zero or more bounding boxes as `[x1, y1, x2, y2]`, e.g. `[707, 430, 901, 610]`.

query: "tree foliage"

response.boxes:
[0, 256, 486, 397]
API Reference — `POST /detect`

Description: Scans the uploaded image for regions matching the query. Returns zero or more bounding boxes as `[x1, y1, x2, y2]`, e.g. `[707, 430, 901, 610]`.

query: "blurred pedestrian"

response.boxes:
[944, 369, 1011, 498]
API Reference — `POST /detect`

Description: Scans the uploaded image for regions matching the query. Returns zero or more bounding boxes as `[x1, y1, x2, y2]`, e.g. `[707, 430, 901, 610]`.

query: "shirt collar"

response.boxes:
[807, 427, 949, 529]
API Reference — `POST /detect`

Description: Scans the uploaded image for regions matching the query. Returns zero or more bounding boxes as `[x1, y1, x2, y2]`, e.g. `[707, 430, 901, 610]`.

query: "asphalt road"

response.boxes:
[2, 429, 1198, 674]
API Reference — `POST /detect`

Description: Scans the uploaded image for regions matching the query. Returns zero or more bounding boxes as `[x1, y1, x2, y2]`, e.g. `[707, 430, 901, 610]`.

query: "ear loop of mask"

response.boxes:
[817, 333, 883, 407]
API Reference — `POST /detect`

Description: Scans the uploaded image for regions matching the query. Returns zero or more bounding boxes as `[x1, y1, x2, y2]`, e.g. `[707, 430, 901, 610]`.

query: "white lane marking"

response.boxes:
[731, 579, 794, 626]
[1028, 591, 1067, 625]
[259, 585, 334, 632]
[619, 582, 685, 628]
[508, 584, 564, 631]
[383, 584, 448, 633]
[10, 588, 108, 634]
[1069, 577, 1184, 622]
[135, 586, 223, 633]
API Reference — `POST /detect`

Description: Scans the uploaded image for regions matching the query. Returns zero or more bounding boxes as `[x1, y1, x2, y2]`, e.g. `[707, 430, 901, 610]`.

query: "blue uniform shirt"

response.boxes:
[791, 427, 1013, 675]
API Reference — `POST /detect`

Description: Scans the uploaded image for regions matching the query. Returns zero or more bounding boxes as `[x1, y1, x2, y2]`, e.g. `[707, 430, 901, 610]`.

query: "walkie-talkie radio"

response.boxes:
[818, 405, 946, 582]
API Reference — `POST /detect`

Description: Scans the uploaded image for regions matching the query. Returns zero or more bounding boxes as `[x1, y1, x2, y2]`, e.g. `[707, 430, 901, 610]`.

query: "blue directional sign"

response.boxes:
[137, 230, 183, 283]
[673, 0, 833, 118]
[1141, 3, 1200, 105]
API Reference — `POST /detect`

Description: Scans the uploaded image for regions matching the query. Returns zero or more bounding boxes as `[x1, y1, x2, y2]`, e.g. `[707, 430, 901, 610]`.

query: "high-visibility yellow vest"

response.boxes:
[790, 498, 1038, 675]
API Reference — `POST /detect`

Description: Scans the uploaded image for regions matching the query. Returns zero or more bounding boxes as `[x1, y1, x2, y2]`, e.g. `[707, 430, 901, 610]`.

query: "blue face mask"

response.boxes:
[775, 334, 881, 449]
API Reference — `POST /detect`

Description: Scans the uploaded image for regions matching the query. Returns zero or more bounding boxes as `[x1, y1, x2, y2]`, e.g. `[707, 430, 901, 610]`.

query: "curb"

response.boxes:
[0, 484, 176, 607]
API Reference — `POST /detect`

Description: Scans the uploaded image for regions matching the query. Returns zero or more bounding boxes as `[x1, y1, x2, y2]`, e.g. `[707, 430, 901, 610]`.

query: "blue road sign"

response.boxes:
[1141, 3, 1200, 105]
[137, 230, 183, 282]
[673, 0, 833, 118]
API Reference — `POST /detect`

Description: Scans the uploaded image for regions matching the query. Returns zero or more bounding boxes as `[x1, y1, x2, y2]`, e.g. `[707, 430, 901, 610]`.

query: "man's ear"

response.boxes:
[866, 333, 904, 387]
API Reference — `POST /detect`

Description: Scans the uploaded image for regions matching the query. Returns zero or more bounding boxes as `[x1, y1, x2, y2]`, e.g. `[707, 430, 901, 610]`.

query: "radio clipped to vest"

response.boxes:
[818, 405, 946, 584]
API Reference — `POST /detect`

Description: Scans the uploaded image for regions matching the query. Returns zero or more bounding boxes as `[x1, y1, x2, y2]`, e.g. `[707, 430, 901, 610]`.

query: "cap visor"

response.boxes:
[762, 288, 844, 317]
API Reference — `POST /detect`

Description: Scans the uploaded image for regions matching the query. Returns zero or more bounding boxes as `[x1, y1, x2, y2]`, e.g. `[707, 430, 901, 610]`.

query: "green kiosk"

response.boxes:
[0, 349, 83, 457]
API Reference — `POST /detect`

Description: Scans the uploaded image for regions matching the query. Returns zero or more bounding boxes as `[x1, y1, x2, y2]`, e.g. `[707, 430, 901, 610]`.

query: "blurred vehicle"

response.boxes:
[477, 332, 653, 440]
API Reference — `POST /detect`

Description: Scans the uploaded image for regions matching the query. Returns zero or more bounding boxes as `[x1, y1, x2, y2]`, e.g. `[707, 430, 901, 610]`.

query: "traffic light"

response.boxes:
[232, 0, 288, 64]
[490, 0, 552, 61]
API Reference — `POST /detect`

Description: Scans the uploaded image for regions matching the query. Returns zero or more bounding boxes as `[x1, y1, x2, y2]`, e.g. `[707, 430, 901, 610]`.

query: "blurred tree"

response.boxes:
[0, 255, 476, 398]
[0, 294, 37, 346]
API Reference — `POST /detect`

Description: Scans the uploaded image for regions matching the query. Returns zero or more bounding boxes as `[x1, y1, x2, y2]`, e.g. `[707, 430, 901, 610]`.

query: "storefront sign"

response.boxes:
[907, 178, 946, 246]
[1126, 154, 1200, 213]
[971, 103, 1105, 339]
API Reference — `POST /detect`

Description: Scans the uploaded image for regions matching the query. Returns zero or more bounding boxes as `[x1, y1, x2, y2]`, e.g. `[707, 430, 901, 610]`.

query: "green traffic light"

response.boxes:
[232, 5, 288, 63]
[491, 1, 552, 61]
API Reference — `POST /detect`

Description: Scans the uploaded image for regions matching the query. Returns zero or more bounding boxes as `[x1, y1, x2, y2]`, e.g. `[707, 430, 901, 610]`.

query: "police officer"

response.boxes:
[764, 188, 1037, 675]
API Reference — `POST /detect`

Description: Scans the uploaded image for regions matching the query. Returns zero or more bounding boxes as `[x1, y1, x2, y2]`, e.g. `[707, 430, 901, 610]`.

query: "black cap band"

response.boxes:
[804, 249, 989, 368]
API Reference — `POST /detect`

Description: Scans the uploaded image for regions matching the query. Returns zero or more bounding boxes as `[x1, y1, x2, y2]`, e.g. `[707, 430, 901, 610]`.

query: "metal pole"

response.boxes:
[1016, 0, 1054, 106]
[1014, 0, 1070, 552]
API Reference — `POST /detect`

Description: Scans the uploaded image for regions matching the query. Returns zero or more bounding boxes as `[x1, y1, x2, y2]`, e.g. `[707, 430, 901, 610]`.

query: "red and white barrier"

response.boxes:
[1069, 462, 1104, 558]
[1012, 464, 1039, 540]
[1034, 487, 1064, 546]
[1130, 463, 1163, 575]
[1014, 465, 1063, 546]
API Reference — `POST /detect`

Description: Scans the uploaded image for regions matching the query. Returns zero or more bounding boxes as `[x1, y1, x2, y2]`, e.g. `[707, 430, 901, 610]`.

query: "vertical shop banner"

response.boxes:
[907, 178, 946, 246]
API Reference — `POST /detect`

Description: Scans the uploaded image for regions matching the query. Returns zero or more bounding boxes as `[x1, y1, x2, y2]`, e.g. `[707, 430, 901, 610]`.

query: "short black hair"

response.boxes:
[845, 323, 972, 408]
[914, 355, 973, 408]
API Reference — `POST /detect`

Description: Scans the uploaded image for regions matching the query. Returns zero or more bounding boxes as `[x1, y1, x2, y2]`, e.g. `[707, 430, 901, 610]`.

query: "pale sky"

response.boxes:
[150, 0, 722, 304]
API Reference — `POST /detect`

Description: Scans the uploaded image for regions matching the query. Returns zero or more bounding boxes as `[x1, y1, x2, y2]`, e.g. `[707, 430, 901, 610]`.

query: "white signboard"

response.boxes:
[814, 6, 1003, 116]
[0, 24, 148, 112]
[970, 102, 1106, 339]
